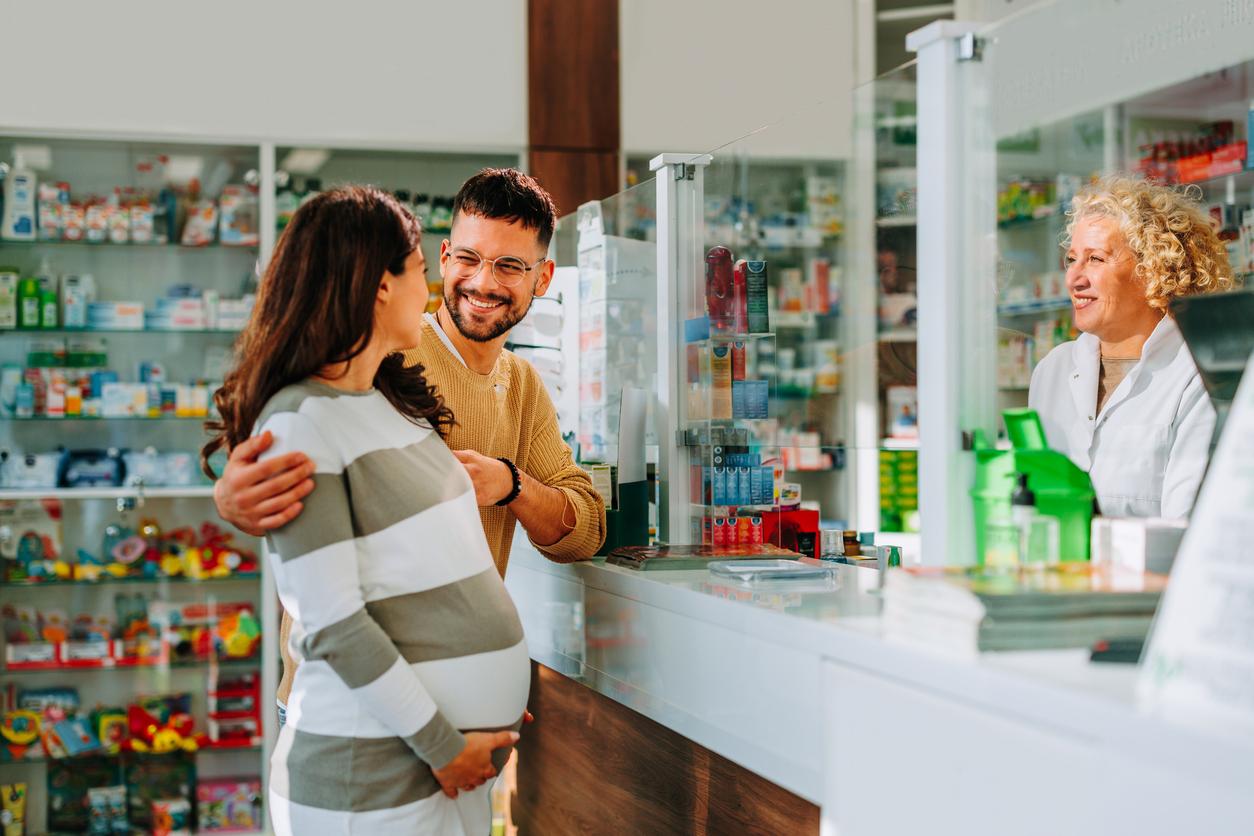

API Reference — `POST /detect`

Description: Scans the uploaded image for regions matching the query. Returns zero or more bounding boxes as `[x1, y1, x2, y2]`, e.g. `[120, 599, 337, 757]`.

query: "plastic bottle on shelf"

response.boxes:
[17, 275, 41, 329]
[40, 288, 58, 329]
[1, 152, 37, 241]
[275, 171, 300, 234]
[413, 193, 432, 225]
[301, 178, 323, 207]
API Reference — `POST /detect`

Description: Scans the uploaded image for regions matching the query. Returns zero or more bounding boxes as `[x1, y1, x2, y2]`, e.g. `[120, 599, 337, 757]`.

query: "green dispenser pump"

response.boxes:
[971, 408, 1096, 565]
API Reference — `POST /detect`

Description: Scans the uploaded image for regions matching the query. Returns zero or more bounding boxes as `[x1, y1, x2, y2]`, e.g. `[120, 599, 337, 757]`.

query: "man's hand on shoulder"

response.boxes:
[214, 431, 316, 536]
[452, 449, 514, 506]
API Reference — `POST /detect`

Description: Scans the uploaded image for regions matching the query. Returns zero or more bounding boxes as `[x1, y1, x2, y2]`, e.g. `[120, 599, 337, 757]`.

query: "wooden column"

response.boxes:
[511, 662, 821, 835]
[527, 0, 621, 215]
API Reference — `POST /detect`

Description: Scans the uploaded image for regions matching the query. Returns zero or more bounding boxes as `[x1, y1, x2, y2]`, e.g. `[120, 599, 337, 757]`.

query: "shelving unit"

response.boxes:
[0, 134, 265, 835]
[0, 130, 524, 836]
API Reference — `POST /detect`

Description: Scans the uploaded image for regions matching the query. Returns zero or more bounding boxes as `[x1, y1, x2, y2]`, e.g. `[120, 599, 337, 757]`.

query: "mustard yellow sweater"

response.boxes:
[404, 317, 606, 574]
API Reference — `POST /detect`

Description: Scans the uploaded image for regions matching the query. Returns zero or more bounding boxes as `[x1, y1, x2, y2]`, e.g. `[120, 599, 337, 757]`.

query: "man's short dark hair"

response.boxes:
[452, 168, 558, 249]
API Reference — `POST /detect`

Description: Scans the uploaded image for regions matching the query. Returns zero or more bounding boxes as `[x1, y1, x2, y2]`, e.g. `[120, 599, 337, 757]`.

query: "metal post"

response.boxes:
[650, 153, 712, 544]
[907, 21, 993, 565]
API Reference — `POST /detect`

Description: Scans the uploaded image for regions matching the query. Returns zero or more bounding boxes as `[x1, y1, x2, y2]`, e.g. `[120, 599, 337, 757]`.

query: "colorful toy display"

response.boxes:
[151, 601, 261, 664]
[3, 516, 258, 585]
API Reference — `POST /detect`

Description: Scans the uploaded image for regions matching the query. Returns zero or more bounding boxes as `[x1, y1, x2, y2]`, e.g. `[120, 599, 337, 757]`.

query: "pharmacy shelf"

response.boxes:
[0, 239, 258, 252]
[687, 332, 776, 346]
[8, 415, 210, 422]
[12, 327, 241, 336]
[2, 657, 261, 675]
[772, 311, 839, 329]
[1182, 166, 1254, 191]
[880, 437, 919, 450]
[997, 297, 1071, 316]
[1, 574, 258, 589]
[875, 215, 917, 228]
[691, 503, 779, 514]
[1, 743, 263, 766]
[0, 486, 214, 501]
[997, 211, 1060, 230]
[877, 328, 917, 343]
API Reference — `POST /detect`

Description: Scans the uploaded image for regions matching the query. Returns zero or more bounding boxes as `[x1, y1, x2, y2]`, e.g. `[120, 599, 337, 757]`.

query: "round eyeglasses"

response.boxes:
[444, 242, 547, 287]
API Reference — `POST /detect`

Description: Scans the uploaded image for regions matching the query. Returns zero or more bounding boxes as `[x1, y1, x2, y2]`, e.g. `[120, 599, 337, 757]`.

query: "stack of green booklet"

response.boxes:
[883, 564, 1168, 654]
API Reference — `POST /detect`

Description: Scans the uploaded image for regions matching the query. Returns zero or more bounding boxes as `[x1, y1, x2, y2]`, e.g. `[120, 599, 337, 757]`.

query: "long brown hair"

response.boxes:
[202, 186, 454, 477]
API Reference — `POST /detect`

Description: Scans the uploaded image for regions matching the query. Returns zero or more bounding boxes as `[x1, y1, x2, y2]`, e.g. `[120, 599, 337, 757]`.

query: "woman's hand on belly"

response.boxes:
[432, 730, 521, 798]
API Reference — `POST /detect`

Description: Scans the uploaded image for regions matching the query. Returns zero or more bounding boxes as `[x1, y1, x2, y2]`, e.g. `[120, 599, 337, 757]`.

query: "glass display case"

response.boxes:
[0, 135, 267, 834]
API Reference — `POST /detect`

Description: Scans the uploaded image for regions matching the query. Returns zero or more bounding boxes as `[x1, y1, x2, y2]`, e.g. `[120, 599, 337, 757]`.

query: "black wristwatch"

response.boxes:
[495, 457, 522, 506]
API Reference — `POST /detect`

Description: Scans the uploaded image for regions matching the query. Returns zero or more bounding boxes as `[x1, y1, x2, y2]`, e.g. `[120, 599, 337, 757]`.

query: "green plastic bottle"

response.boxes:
[17, 276, 41, 329]
[40, 289, 58, 328]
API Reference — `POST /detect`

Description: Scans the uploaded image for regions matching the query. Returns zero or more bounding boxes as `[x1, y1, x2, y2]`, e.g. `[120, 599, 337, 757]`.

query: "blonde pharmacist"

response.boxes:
[1029, 176, 1235, 519]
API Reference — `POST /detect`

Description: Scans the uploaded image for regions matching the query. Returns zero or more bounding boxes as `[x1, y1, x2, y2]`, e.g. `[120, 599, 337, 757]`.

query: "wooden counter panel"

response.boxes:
[512, 661, 819, 835]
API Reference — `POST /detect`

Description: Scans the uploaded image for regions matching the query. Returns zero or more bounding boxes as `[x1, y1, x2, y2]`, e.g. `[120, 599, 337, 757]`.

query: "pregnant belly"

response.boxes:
[412, 639, 532, 730]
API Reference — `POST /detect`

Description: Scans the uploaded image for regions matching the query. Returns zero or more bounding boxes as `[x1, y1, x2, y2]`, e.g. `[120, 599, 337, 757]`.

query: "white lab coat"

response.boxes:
[1028, 317, 1214, 520]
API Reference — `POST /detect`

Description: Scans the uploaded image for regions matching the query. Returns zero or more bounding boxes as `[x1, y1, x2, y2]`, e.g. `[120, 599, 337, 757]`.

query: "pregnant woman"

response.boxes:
[203, 186, 529, 834]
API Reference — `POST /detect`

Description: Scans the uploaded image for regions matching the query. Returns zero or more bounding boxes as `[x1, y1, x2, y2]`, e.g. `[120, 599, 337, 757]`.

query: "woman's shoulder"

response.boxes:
[256, 379, 368, 427]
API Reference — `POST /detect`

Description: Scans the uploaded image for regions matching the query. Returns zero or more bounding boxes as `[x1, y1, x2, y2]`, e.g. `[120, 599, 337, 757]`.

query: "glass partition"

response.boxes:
[844, 62, 923, 561]
[546, 180, 659, 541]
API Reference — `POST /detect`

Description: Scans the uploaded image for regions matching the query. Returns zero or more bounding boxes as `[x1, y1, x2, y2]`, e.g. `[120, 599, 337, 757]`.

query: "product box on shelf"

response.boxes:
[217, 186, 259, 247]
[197, 777, 263, 833]
[207, 671, 262, 749]
[46, 758, 122, 832]
[125, 755, 194, 831]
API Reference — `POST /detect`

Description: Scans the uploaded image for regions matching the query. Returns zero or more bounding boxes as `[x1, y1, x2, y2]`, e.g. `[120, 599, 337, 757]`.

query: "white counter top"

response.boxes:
[505, 533, 1254, 824]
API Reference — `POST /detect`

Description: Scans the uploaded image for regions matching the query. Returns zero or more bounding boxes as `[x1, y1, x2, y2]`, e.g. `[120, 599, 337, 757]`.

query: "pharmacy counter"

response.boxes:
[504, 534, 1254, 835]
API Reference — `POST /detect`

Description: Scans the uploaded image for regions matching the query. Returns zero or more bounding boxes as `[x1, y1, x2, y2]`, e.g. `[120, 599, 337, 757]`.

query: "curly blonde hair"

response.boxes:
[1064, 175, 1236, 313]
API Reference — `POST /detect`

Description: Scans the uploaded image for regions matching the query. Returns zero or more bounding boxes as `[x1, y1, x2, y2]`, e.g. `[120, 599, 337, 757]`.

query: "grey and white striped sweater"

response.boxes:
[260, 380, 529, 835]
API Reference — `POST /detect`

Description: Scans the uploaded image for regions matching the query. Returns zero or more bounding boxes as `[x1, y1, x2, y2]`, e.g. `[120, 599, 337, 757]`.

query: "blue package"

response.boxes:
[703, 466, 712, 504]
[713, 467, 728, 505]
[91, 370, 120, 394]
[737, 466, 752, 506]
[732, 380, 746, 419]
[750, 466, 764, 505]
[761, 465, 775, 505]
[749, 380, 769, 419]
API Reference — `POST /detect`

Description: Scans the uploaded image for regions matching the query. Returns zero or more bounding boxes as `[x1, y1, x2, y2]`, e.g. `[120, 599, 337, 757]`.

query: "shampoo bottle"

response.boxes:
[1, 153, 37, 241]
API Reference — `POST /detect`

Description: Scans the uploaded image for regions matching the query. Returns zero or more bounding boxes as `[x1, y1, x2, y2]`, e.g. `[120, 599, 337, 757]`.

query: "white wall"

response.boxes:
[620, 0, 857, 160]
[0, 0, 526, 152]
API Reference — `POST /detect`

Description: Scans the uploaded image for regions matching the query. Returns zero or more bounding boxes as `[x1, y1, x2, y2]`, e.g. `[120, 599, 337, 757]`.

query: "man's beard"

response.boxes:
[444, 284, 534, 342]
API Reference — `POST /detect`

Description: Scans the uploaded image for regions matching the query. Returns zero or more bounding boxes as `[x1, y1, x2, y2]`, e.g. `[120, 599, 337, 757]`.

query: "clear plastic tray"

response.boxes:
[708, 559, 834, 582]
